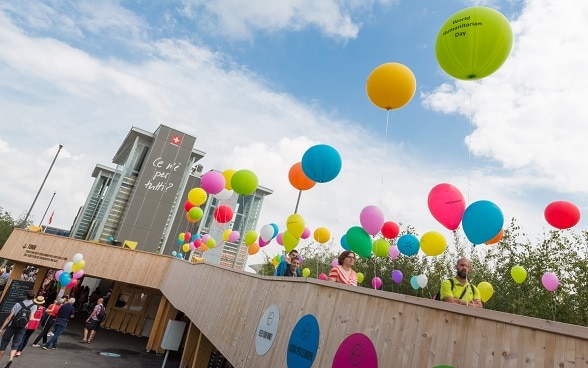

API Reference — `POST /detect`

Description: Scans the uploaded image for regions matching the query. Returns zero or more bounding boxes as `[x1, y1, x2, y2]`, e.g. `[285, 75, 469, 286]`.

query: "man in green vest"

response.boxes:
[440, 257, 483, 308]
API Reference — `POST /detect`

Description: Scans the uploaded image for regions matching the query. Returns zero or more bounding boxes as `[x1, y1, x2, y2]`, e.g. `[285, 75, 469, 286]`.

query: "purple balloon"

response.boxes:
[391, 269, 403, 284]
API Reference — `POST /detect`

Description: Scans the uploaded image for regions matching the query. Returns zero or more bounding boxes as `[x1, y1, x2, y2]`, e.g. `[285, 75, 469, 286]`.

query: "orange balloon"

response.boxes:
[200, 244, 209, 252]
[366, 63, 416, 110]
[288, 162, 316, 191]
[486, 229, 504, 245]
[248, 243, 260, 255]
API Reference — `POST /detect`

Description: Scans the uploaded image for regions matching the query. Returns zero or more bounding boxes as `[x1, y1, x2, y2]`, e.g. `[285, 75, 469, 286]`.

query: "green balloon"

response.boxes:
[372, 239, 390, 258]
[435, 6, 513, 80]
[345, 226, 372, 258]
[231, 169, 258, 195]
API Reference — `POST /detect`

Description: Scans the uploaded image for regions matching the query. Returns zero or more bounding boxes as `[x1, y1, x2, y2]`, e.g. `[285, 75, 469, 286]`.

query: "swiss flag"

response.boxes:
[170, 135, 182, 146]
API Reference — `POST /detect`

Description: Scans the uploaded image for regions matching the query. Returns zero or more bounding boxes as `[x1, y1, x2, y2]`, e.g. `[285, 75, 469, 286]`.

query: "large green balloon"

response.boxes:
[345, 226, 372, 258]
[435, 7, 513, 80]
[230, 169, 258, 195]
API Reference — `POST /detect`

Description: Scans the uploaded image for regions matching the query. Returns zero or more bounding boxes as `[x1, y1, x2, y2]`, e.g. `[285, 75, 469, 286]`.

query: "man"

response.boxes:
[282, 257, 301, 277]
[440, 257, 483, 308]
[42, 298, 75, 350]
[0, 290, 38, 368]
[273, 250, 302, 277]
[79, 297, 105, 343]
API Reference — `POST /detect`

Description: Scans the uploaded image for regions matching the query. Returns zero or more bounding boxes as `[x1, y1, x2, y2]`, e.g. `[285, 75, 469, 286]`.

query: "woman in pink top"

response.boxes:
[328, 251, 358, 286]
[16, 296, 45, 356]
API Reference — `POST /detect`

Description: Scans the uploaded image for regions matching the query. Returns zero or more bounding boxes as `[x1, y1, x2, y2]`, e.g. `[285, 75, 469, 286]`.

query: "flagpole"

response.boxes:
[39, 192, 56, 228]
[22, 144, 63, 228]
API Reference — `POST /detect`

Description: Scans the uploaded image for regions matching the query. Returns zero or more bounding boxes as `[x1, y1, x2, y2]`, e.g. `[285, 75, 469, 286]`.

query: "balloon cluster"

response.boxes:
[343, 205, 400, 259]
[409, 274, 428, 290]
[55, 253, 85, 288]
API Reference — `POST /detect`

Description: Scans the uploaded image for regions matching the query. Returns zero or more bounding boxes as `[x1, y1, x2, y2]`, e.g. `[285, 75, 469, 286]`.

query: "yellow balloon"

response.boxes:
[188, 188, 207, 206]
[182, 243, 190, 252]
[302, 268, 310, 277]
[366, 63, 416, 110]
[272, 259, 278, 267]
[222, 169, 235, 190]
[510, 265, 527, 284]
[72, 260, 85, 272]
[222, 229, 231, 241]
[313, 227, 331, 243]
[282, 230, 299, 252]
[286, 214, 305, 239]
[477, 281, 494, 303]
[419, 231, 447, 256]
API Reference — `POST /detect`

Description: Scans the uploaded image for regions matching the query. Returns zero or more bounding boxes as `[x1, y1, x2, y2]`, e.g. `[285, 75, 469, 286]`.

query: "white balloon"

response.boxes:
[72, 253, 84, 263]
[63, 261, 74, 273]
[416, 274, 428, 288]
[214, 188, 233, 201]
[260, 224, 274, 242]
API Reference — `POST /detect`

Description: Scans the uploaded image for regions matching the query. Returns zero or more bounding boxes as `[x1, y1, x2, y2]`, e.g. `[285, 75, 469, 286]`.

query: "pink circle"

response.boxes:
[332, 333, 378, 368]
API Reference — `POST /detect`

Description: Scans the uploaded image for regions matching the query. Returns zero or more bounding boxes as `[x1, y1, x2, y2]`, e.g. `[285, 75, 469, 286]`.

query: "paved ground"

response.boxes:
[0, 315, 182, 368]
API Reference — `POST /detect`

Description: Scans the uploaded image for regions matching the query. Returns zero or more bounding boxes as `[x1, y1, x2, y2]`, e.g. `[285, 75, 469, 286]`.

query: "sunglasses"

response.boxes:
[346, 255, 356, 260]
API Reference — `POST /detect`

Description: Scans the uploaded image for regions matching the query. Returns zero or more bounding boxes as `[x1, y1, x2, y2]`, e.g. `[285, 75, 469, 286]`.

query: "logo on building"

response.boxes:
[170, 135, 182, 146]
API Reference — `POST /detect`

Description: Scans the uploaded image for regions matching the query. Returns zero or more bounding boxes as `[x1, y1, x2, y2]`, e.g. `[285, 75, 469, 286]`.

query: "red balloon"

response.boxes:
[381, 221, 400, 239]
[544, 201, 580, 230]
[427, 183, 465, 230]
[214, 205, 234, 224]
[184, 200, 195, 212]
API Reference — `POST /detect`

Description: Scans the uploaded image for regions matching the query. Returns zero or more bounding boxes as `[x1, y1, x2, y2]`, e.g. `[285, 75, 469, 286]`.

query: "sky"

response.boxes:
[1, 0, 587, 269]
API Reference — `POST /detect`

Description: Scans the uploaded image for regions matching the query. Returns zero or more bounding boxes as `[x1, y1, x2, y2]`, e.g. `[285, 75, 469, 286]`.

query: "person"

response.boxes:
[15, 295, 45, 356]
[79, 297, 105, 343]
[32, 298, 62, 347]
[282, 257, 300, 277]
[42, 298, 75, 350]
[274, 250, 302, 277]
[0, 290, 38, 368]
[440, 257, 483, 308]
[328, 251, 358, 286]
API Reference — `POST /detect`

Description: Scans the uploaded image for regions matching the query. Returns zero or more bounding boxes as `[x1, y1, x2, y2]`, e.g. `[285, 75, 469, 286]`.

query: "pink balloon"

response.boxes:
[184, 232, 192, 242]
[388, 245, 400, 260]
[331, 258, 338, 267]
[189, 242, 196, 251]
[201, 171, 226, 195]
[300, 227, 311, 239]
[360, 205, 385, 236]
[371, 277, 382, 289]
[427, 183, 466, 230]
[258, 237, 269, 247]
[228, 230, 240, 242]
[542, 272, 559, 292]
[276, 232, 284, 245]
[193, 239, 202, 248]
[319, 273, 327, 280]
[72, 269, 84, 279]
[201, 234, 211, 242]
[55, 270, 63, 280]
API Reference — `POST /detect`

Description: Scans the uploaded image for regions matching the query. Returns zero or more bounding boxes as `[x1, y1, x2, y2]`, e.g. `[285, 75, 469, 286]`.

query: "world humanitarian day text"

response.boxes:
[442, 15, 483, 37]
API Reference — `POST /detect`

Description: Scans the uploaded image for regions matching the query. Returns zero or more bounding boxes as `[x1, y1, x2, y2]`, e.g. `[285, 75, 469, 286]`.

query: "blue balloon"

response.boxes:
[59, 272, 71, 286]
[301, 144, 342, 183]
[410, 275, 420, 290]
[397, 234, 419, 256]
[462, 200, 504, 244]
[176, 238, 184, 245]
[191, 233, 201, 242]
[340, 234, 350, 251]
[171, 251, 177, 257]
[108, 236, 114, 242]
[270, 223, 279, 239]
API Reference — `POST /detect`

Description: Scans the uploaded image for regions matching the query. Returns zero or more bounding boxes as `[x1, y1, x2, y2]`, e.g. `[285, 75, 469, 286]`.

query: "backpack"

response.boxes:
[96, 305, 106, 321]
[11, 302, 33, 329]
[433, 279, 477, 301]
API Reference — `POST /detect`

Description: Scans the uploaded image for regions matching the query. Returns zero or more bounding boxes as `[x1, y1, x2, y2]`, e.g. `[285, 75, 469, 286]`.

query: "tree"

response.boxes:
[0, 208, 17, 250]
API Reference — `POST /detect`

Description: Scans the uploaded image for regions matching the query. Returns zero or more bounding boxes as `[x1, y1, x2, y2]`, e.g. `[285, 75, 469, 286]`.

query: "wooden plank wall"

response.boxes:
[161, 260, 588, 368]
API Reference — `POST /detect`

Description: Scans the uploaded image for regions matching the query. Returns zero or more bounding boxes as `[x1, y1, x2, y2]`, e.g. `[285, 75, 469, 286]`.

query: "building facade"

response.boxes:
[70, 124, 271, 270]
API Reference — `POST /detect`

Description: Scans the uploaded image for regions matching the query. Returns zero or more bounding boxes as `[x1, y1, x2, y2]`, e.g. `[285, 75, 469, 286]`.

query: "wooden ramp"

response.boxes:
[2, 229, 588, 367]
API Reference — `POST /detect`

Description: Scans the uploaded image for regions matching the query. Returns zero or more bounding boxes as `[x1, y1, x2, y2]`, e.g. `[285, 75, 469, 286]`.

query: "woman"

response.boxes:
[328, 251, 358, 286]
[15, 295, 45, 356]
[31, 297, 62, 347]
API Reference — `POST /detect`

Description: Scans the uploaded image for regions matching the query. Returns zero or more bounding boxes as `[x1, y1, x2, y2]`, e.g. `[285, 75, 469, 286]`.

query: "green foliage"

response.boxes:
[0, 208, 17, 250]
[257, 219, 588, 327]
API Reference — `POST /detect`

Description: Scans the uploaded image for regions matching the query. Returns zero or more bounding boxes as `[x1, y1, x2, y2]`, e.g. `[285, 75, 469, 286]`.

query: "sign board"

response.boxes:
[0, 280, 35, 324]
[286, 314, 319, 368]
[332, 333, 378, 368]
[160, 319, 187, 351]
[255, 304, 280, 355]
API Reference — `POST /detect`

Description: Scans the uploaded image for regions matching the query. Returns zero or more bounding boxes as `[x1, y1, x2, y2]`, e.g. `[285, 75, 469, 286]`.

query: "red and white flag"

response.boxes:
[48, 211, 54, 225]
[170, 135, 182, 146]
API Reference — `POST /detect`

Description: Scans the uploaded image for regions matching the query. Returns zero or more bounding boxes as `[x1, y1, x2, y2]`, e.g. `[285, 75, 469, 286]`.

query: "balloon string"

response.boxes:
[466, 84, 475, 259]
[380, 110, 391, 205]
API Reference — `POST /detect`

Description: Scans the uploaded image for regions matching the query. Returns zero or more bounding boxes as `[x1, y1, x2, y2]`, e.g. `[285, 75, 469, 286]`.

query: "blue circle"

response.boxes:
[301, 144, 342, 183]
[287, 314, 319, 368]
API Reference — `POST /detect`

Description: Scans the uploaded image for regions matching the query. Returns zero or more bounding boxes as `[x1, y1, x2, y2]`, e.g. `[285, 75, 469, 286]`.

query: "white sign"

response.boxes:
[161, 320, 186, 351]
[255, 304, 280, 355]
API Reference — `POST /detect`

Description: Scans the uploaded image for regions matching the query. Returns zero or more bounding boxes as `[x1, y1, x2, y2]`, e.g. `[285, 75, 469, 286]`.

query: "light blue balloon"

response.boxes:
[340, 234, 350, 250]
[462, 200, 504, 244]
[176, 238, 184, 245]
[191, 233, 201, 242]
[301, 144, 342, 183]
[397, 234, 419, 256]
[171, 251, 177, 257]
[410, 275, 420, 290]
[270, 223, 279, 239]
[59, 272, 71, 286]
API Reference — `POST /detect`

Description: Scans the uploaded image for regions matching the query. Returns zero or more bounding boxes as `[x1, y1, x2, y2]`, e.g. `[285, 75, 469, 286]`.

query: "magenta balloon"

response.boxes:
[359, 205, 385, 236]
[300, 227, 311, 240]
[542, 272, 559, 292]
[391, 269, 403, 284]
[276, 232, 284, 246]
[427, 183, 466, 230]
[201, 170, 226, 195]
[258, 237, 269, 247]
[371, 277, 383, 289]
[319, 273, 327, 281]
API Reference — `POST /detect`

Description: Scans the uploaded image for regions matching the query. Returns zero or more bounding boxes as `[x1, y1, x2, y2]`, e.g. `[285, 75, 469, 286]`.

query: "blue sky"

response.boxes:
[1, 0, 586, 267]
